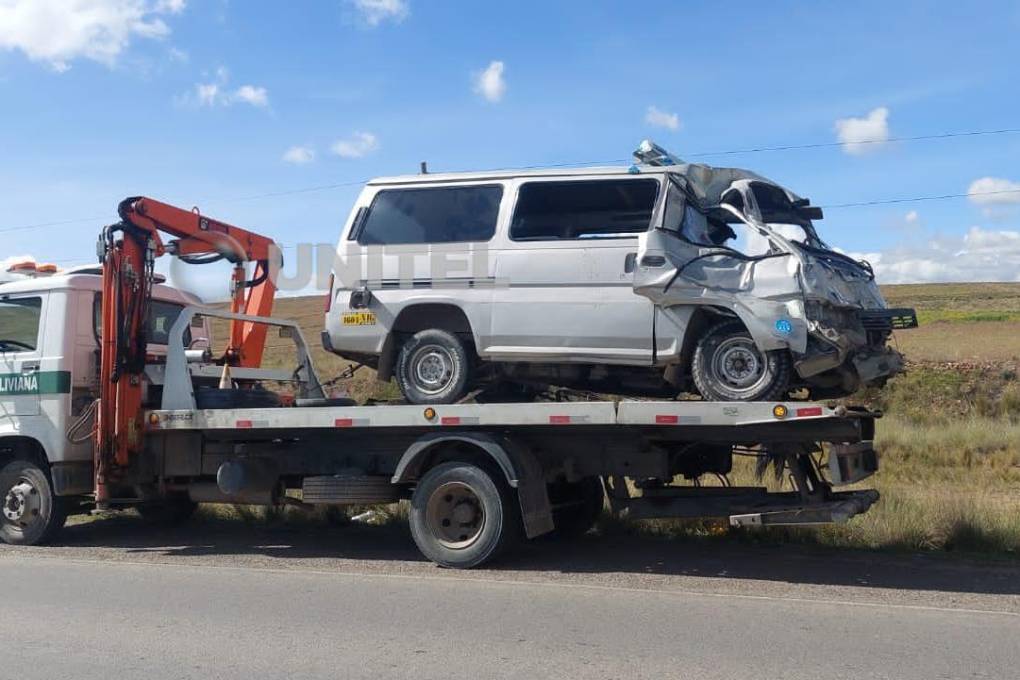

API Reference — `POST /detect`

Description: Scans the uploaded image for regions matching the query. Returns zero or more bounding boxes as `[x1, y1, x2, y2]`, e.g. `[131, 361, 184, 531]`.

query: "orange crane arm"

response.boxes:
[93, 196, 279, 506]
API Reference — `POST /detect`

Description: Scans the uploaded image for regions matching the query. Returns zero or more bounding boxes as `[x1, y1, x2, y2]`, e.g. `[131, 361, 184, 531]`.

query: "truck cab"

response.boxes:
[0, 267, 210, 543]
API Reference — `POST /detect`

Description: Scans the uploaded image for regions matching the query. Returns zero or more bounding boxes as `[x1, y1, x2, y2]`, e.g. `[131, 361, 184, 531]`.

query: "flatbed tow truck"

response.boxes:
[0, 197, 880, 568]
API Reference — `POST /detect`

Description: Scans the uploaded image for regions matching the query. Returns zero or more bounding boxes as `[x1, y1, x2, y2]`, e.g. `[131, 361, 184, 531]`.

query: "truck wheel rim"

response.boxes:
[713, 337, 768, 392]
[411, 345, 455, 395]
[425, 481, 485, 549]
[2, 480, 41, 527]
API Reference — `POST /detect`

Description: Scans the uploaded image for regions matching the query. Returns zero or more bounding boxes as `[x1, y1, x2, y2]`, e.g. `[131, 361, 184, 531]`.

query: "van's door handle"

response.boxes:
[21, 361, 40, 373]
[623, 252, 637, 273]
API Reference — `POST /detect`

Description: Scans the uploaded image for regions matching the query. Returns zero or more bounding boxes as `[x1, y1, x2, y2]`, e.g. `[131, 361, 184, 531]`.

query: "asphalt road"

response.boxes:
[1, 516, 1019, 680]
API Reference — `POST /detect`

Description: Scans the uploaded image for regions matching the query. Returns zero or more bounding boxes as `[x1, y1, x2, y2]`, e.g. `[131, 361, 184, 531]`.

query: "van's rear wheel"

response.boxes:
[396, 329, 472, 405]
[409, 462, 520, 568]
[691, 321, 791, 402]
[0, 460, 67, 546]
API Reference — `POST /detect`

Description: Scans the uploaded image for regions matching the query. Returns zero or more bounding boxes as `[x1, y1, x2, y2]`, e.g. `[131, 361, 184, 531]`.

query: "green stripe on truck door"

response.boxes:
[0, 371, 71, 396]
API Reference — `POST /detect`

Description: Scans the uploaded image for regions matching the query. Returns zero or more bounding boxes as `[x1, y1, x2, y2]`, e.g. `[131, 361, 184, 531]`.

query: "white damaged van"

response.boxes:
[323, 141, 917, 404]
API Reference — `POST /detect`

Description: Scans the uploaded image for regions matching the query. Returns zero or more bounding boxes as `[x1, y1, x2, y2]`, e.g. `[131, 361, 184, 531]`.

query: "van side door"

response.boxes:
[487, 176, 659, 364]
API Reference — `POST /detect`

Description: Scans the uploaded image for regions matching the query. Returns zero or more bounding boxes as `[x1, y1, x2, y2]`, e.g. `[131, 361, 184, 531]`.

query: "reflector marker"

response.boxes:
[335, 418, 371, 427]
[439, 416, 479, 426]
[549, 415, 591, 424]
[796, 406, 824, 418]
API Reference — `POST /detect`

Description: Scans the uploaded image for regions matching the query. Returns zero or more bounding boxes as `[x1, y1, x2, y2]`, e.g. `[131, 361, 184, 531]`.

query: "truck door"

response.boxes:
[0, 294, 46, 417]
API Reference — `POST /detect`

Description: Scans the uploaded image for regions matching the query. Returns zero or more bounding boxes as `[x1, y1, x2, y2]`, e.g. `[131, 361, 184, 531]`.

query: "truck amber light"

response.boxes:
[772, 404, 788, 419]
[423, 407, 436, 421]
[148, 413, 160, 426]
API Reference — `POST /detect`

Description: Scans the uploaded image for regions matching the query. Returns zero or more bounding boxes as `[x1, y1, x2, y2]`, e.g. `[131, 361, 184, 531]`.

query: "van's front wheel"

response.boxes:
[396, 329, 472, 404]
[691, 321, 791, 402]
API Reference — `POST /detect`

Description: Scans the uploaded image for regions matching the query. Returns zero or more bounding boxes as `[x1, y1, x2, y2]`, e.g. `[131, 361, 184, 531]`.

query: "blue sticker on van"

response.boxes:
[774, 319, 793, 335]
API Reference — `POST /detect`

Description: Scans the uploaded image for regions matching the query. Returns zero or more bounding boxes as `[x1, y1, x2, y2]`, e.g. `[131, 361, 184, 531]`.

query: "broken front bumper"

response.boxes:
[796, 305, 917, 384]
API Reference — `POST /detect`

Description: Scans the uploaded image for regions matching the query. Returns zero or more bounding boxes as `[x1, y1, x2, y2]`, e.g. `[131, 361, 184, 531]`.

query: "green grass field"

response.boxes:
[213, 283, 1020, 558]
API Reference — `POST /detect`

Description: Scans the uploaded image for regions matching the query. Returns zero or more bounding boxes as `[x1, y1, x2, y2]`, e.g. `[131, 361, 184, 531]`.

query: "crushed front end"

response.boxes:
[797, 250, 917, 394]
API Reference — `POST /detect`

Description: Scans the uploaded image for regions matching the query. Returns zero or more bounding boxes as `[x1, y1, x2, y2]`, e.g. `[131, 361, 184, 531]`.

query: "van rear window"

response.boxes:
[357, 185, 502, 245]
[510, 179, 659, 241]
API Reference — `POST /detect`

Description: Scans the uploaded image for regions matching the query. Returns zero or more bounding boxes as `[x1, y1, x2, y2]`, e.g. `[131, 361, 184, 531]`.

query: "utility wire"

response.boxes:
[687, 127, 1020, 158]
[822, 188, 1020, 209]
[3, 126, 1018, 235]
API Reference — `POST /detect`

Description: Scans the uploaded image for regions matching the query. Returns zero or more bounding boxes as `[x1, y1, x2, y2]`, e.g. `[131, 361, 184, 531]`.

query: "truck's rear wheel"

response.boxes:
[0, 460, 67, 546]
[691, 321, 791, 402]
[396, 329, 471, 405]
[409, 462, 519, 568]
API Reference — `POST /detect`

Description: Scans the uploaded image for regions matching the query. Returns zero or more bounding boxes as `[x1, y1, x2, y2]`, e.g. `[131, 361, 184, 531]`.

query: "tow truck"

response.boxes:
[0, 198, 881, 568]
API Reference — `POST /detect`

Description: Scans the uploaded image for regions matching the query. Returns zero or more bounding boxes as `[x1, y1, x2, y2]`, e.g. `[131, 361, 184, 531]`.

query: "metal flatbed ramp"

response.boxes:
[147, 400, 861, 432]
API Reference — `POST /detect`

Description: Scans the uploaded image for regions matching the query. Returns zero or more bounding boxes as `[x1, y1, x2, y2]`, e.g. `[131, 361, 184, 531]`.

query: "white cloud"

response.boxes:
[348, 0, 408, 26]
[187, 68, 268, 108]
[168, 46, 188, 62]
[232, 84, 268, 107]
[331, 131, 378, 158]
[155, 0, 185, 12]
[834, 107, 890, 155]
[473, 60, 506, 103]
[905, 210, 919, 224]
[967, 177, 1020, 205]
[195, 82, 219, 106]
[282, 145, 315, 165]
[645, 105, 680, 131]
[844, 226, 1020, 283]
[0, 0, 185, 72]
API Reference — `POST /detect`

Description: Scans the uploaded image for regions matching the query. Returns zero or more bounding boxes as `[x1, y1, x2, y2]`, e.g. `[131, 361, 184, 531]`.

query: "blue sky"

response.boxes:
[2, 0, 1020, 290]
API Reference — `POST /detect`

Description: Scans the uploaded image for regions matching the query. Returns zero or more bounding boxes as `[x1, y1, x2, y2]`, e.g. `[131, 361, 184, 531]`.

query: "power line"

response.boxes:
[2, 125, 1018, 235]
[822, 188, 1020, 209]
[687, 127, 1020, 158]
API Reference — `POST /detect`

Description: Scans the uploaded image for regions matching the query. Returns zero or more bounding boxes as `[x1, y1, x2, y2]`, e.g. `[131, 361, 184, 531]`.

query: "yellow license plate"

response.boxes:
[342, 311, 377, 326]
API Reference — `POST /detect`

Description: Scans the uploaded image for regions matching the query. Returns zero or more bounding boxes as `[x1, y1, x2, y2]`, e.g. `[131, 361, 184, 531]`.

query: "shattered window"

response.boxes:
[510, 179, 658, 240]
[722, 223, 774, 257]
[766, 223, 809, 243]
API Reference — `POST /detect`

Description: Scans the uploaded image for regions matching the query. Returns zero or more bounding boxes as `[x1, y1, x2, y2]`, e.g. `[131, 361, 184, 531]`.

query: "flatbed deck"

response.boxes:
[148, 400, 872, 441]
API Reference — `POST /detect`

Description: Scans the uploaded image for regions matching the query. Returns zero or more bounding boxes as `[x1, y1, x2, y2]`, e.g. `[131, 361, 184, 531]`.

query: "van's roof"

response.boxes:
[0, 271, 204, 305]
[367, 165, 672, 186]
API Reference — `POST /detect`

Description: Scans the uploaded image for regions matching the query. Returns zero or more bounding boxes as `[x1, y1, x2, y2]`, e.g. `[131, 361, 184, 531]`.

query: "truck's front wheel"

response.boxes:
[409, 462, 520, 568]
[0, 460, 67, 546]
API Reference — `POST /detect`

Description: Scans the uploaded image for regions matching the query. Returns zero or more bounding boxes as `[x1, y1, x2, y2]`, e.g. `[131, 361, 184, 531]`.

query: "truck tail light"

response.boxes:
[324, 273, 335, 313]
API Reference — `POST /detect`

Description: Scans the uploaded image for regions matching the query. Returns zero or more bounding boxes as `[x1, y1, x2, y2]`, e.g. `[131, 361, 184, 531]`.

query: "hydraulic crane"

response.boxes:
[93, 196, 278, 505]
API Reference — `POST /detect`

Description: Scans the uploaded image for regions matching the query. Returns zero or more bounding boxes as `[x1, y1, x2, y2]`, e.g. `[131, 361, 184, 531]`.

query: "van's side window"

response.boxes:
[510, 179, 659, 241]
[0, 297, 42, 352]
[357, 185, 503, 245]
